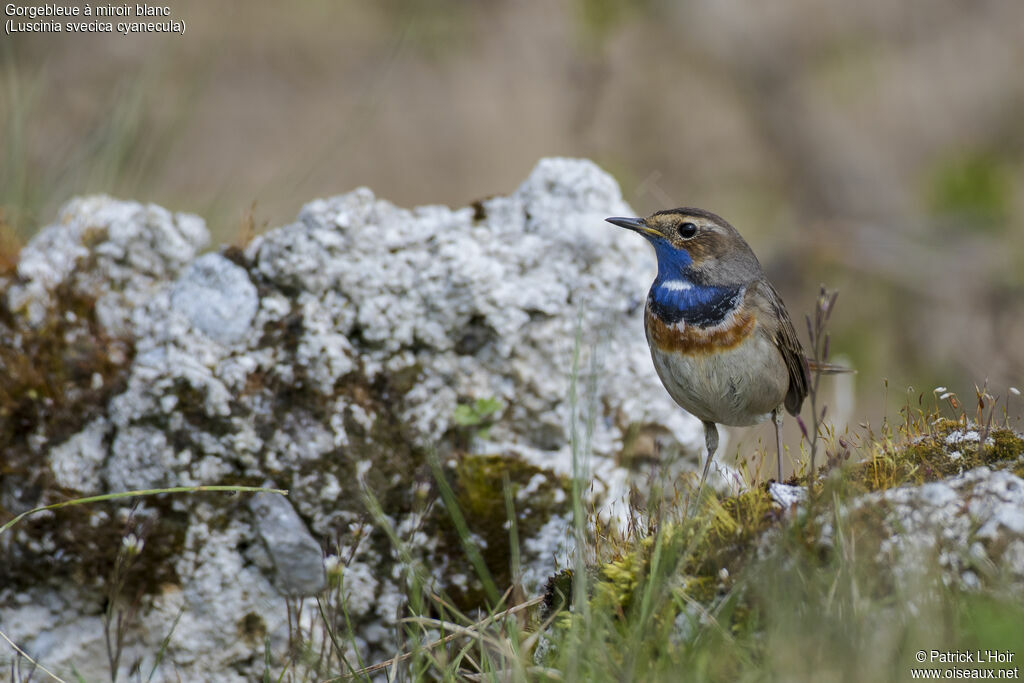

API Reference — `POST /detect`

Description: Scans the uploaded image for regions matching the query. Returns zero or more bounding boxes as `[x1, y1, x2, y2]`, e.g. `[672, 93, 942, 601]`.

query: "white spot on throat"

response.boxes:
[658, 279, 692, 292]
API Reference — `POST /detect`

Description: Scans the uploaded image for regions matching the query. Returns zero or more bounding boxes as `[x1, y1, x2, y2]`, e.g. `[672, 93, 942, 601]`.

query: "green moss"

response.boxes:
[988, 429, 1024, 465]
[542, 541, 662, 620]
[843, 421, 1024, 494]
[431, 454, 570, 608]
[681, 575, 717, 604]
[537, 490, 770, 617]
[592, 535, 655, 611]
[686, 488, 777, 578]
[541, 503, 772, 632]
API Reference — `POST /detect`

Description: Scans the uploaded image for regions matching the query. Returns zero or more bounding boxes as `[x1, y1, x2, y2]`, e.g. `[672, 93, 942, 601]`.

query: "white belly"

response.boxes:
[649, 333, 789, 426]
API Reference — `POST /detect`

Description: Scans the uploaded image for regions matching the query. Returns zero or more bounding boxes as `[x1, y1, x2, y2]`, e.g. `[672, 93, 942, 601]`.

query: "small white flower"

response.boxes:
[940, 392, 953, 401]
[718, 567, 730, 582]
[121, 533, 144, 555]
[934, 386, 947, 393]
[1010, 387, 1021, 397]
[348, 522, 372, 538]
[324, 554, 342, 576]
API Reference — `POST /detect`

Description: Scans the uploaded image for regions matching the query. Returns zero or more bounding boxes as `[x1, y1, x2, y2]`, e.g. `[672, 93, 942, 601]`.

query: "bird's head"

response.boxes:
[606, 208, 762, 285]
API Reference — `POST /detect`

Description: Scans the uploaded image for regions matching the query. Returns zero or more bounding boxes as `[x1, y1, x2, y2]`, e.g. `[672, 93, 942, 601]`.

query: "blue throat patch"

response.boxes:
[647, 238, 743, 328]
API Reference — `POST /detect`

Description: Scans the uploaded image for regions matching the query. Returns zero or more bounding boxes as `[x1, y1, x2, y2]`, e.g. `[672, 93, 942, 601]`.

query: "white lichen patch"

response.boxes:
[769, 482, 807, 509]
[48, 418, 111, 491]
[944, 429, 994, 447]
[8, 196, 208, 333]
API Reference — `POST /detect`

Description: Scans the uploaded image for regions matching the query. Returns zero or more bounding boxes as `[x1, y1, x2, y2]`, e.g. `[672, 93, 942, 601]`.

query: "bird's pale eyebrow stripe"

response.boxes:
[659, 280, 693, 291]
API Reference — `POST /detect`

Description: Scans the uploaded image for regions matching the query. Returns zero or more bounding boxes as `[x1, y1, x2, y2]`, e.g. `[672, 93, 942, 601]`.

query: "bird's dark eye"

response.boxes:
[678, 222, 698, 239]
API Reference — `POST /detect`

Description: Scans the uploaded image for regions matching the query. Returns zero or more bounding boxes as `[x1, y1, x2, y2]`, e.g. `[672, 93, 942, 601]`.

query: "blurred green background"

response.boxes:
[2, 0, 1023, 438]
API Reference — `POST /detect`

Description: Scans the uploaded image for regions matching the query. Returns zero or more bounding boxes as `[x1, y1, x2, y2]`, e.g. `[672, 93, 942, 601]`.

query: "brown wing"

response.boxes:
[754, 279, 809, 416]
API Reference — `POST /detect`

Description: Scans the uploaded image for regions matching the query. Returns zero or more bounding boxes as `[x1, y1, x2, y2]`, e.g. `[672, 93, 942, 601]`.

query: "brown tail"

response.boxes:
[806, 359, 855, 374]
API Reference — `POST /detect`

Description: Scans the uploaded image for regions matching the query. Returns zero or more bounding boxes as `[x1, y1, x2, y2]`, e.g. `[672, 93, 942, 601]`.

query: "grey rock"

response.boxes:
[250, 491, 326, 596]
[171, 253, 259, 346]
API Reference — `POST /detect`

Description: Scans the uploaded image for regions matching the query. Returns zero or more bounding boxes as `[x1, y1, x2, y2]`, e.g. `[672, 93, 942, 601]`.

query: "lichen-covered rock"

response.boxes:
[0, 159, 715, 681]
[763, 426, 1024, 595]
[6, 196, 208, 334]
[757, 426, 1024, 595]
[838, 466, 1024, 593]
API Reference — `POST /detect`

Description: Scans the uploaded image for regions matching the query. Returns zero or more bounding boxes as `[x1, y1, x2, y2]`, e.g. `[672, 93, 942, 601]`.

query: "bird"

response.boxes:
[606, 208, 810, 505]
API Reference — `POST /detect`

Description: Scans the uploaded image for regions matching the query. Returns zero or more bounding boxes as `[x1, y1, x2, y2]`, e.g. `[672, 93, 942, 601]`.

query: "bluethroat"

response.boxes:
[607, 208, 810, 503]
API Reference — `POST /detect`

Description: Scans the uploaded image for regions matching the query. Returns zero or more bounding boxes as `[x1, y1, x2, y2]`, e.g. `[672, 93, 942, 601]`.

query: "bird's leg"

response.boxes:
[772, 408, 784, 482]
[692, 420, 718, 514]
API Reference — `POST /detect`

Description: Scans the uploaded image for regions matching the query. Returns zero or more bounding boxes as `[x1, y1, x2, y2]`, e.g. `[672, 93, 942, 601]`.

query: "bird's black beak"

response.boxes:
[606, 216, 645, 231]
[606, 216, 658, 237]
